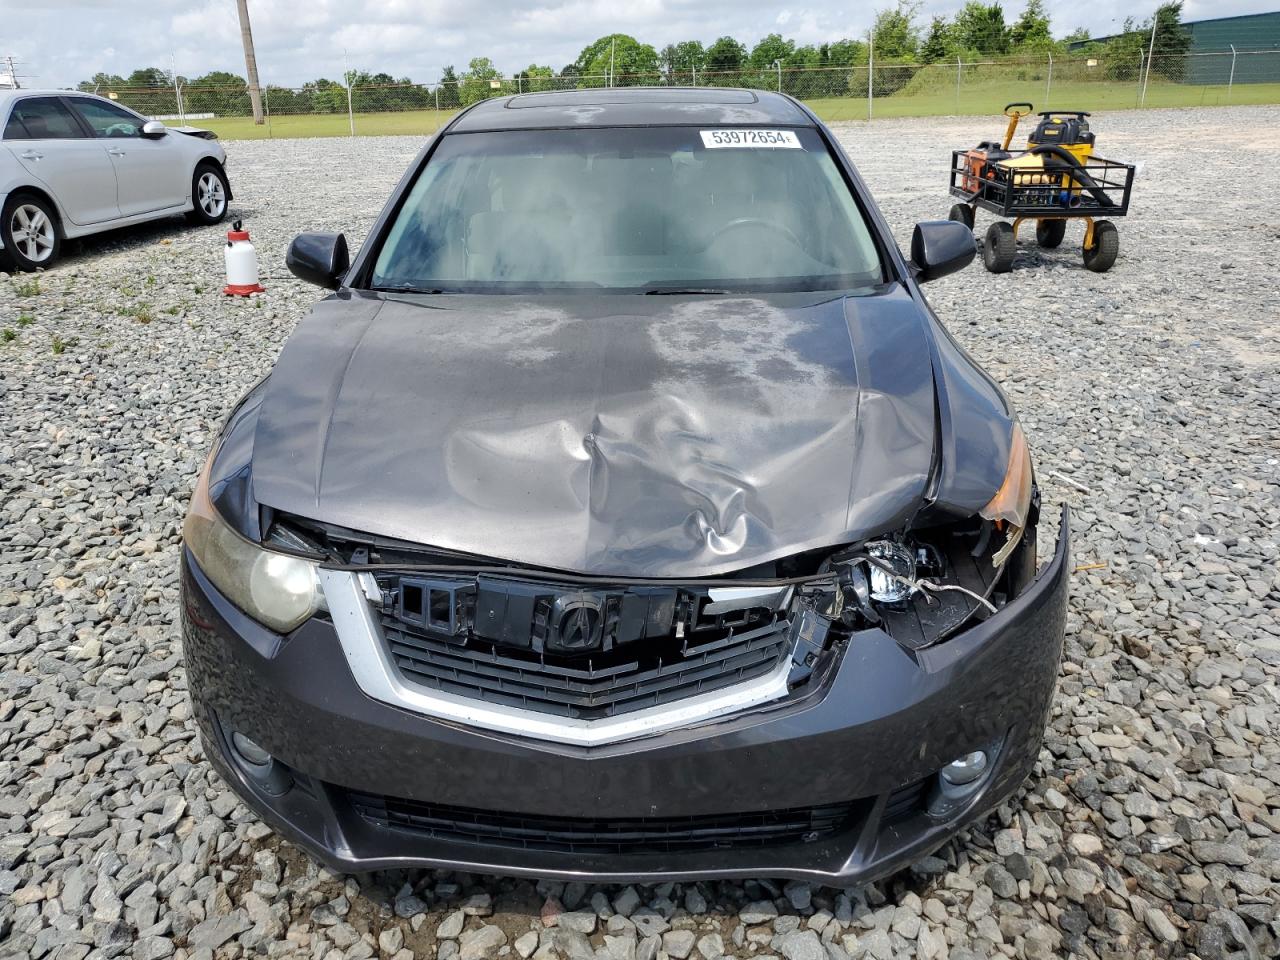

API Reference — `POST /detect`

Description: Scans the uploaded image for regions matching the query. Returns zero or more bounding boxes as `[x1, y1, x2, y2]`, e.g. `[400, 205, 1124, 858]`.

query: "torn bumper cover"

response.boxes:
[181, 508, 1068, 885]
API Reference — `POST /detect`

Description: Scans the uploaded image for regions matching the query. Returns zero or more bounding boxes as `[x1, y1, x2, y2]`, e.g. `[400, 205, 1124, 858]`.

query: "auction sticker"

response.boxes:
[700, 129, 801, 149]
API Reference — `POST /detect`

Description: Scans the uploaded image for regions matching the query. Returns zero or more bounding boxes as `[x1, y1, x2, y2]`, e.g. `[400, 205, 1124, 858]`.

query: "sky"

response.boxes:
[3, 0, 1275, 89]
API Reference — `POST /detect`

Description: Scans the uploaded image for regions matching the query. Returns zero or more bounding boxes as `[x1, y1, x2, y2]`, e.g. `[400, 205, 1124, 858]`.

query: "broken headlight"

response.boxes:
[183, 467, 322, 633]
[980, 423, 1034, 567]
[864, 540, 916, 603]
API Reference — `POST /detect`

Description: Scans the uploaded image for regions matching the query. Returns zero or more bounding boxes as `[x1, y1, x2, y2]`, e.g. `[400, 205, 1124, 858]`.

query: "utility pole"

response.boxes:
[235, 0, 265, 124]
[609, 37, 616, 87]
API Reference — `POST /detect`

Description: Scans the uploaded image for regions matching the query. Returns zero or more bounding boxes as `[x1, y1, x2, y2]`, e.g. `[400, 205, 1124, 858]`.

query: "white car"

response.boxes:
[0, 89, 232, 271]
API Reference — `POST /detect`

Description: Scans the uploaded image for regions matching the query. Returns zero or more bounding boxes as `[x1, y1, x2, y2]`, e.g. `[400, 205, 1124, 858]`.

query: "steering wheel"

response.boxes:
[706, 217, 804, 252]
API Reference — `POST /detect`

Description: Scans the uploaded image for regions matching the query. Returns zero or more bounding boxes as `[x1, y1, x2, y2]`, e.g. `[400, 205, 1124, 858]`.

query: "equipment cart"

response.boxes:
[948, 104, 1136, 273]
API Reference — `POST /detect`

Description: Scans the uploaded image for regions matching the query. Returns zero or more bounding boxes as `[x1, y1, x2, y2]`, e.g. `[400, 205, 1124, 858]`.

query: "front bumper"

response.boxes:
[181, 509, 1069, 885]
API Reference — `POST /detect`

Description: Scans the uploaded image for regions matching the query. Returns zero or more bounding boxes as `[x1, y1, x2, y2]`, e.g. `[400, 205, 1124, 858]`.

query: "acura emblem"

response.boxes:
[550, 596, 604, 652]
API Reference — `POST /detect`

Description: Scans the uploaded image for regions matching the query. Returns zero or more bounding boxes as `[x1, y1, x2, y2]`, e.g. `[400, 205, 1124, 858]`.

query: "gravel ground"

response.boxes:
[2, 105, 1278, 960]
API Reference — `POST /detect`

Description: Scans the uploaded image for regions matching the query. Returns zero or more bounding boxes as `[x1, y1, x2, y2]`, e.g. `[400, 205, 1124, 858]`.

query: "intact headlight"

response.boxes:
[183, 470, 321, 633]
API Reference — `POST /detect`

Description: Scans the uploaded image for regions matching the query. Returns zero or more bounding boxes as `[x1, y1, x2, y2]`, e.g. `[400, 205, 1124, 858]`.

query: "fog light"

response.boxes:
[928, 740, 1002, 820]
[865, 540, 915, 603]
[228, 729, 293, 797]
[941, 750, 988, 786]
[231, 731, 271, 768]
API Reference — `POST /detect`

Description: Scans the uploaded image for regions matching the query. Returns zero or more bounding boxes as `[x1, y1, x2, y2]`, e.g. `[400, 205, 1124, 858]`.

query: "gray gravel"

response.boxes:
[2, 105, 1279, 960]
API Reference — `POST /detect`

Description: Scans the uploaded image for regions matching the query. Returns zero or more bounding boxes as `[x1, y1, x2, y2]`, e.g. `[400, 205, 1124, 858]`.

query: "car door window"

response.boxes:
[2, 97, 86, 140]
[70, 99, 143, 138]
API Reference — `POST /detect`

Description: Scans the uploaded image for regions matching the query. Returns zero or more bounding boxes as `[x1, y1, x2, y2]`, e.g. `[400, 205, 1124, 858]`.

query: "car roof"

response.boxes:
[449, 87, 815, 133]
[0, 89, 108, 103]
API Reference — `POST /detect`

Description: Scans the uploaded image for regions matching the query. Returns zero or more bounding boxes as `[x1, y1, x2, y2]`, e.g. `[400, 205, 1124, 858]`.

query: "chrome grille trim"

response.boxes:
[320, 569, 793, 746]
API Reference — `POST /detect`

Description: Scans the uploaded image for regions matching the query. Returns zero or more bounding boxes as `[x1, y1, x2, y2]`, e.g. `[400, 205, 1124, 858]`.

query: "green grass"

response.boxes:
[807, 80, 1280, 122]
[1, 328, 16, 343]
[203, 109, 457, 140]
[14, 277, 40, 297]
[202, 81, 1280, 140]
[118, 303, 153, 324]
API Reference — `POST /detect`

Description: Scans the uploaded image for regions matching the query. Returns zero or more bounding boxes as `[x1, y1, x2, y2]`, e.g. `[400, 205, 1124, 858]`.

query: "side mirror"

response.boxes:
[910, 220, 976, 283]
[287, 232, 349, 289]
[141, 120, 167, 138]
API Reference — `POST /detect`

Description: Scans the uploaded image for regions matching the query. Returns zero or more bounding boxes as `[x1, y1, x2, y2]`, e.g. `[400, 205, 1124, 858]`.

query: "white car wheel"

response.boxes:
[11, 203, 56, 264]
[188, 163, 230, 225]
[1, 193, 62, 272]
[198, 171, 226, 218]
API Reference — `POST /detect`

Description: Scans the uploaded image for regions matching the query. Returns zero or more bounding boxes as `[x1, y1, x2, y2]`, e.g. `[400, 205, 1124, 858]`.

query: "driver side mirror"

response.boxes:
[910, 220, 976, 283]
[287, 232, 350, 289]
[141, 120, 167, 138]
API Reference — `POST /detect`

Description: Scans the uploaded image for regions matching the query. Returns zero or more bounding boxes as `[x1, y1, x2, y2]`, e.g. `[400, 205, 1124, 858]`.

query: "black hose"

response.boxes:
[1029, 144, 1114, 207]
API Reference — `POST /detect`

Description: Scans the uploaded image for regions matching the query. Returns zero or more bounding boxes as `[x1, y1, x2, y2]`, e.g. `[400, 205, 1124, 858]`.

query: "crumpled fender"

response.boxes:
[207, 375, 270, 541]
[916, 309, 1016, 522]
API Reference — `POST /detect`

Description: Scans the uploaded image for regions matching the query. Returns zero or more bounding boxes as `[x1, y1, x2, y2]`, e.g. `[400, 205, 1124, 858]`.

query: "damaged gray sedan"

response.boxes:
[180, 87, 1069, 885]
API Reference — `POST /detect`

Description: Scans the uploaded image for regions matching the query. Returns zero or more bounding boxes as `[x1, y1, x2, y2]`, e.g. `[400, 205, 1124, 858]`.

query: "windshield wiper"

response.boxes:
[370, 283, 453, 295]
[642, 287, 728, 295]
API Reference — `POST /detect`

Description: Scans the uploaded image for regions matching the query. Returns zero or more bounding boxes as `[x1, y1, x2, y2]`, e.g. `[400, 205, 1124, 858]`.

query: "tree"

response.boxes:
[299, 78, 346, 114]
[749, 33, 795, 69]
[919, 16, 956, 63]
[1095, 18, 1148, 80]
[1063, 27, 1091, 46]
[1010, 0, 1052, 51]
[191, 70, 245, 87]
[438, 65, 461, 108]
[953, 2, 1010, 56]
[824, 39, 867, 66]
[573, 34, 659, 85]
[126, 67, 171, 87]
[661, 40, 705, 79]
[871, 2, 921, 61]
[787, 45, 822, 69]
[516, 64, 556, 92]
[76, 72, 126, 92]
[186, 70, 252, 115]
[704, 36, 748, 75]
[460, 56, 502, 105]
[1151, 1, 1191, 68]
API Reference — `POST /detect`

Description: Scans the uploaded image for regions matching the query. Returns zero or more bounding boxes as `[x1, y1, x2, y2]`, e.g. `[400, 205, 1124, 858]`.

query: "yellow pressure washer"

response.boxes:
[948, 103, 1136, 273]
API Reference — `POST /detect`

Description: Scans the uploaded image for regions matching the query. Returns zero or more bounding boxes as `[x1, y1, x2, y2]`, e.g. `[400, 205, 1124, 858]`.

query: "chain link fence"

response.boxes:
[99, 50, 1280, 138]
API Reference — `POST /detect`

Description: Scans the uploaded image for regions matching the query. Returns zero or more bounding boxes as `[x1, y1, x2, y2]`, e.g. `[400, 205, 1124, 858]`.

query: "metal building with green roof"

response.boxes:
[1069, 11, 1280, 84]
[1184, 12, 1280, 83]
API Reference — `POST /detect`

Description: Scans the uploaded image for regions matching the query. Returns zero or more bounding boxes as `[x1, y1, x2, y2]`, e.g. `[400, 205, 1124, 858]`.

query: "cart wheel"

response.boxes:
[948, 203, 975, 230]
[983, 222, 1016, 273]
[1036, 219, 1067, 249]
[1083, 221, 1119, 273]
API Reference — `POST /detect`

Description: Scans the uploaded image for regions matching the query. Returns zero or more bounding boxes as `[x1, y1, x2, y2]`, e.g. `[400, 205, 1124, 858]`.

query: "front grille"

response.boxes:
[347, 790, 865, 855]
[374, 574, 795, 720]
[382, 616, 790, 720]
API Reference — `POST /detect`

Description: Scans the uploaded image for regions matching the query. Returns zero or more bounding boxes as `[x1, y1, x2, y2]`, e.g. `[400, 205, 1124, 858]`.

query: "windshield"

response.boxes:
[370, 126, 883, 293]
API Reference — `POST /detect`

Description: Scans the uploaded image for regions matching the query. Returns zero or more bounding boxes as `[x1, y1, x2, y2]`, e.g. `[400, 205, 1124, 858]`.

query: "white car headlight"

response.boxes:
[183, 471, 321, 633]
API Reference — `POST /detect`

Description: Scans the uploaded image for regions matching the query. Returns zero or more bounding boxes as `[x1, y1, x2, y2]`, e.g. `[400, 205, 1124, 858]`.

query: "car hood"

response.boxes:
[251, 287, 939, 577]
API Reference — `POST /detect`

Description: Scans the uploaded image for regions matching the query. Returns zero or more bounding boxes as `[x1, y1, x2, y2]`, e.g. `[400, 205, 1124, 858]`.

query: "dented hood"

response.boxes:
[251, 286, 939, 577]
